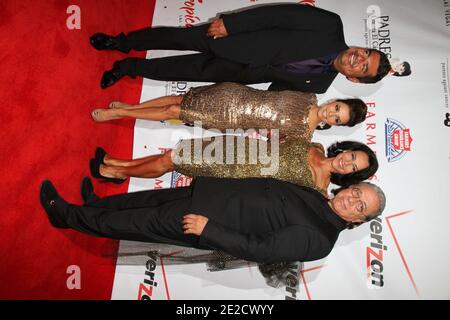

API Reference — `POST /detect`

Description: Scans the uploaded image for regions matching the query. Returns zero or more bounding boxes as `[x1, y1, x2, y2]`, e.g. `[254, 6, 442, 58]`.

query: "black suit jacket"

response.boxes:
[190, 177, 347, 264]
[208, 4, 349, 93]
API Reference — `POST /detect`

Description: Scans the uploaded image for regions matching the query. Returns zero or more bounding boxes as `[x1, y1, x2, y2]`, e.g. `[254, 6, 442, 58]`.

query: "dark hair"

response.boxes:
[316, 98, 368, 131]
[326, 141, 378, 186]
[331, 182, 386, 229]
[393, 61, 411, 77]
[357, 49, 391, 83]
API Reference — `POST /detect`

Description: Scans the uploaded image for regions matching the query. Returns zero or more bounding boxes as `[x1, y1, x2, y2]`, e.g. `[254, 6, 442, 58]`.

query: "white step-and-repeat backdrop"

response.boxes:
[111, 0, 450, 300]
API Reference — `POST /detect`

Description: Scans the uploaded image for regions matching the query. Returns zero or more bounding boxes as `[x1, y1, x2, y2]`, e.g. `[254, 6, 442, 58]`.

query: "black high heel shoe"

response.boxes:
[89, 158, 126, 184]
[95, 147, 107, 164]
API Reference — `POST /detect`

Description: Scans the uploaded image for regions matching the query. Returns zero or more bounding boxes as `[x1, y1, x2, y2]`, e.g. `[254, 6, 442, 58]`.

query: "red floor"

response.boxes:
[0, 0, 155, 299]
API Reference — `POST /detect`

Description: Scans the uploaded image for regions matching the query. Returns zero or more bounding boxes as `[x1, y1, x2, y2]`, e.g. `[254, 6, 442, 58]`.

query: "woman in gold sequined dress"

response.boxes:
[91, 82, 367, 140]
[90, 139, 378, 194]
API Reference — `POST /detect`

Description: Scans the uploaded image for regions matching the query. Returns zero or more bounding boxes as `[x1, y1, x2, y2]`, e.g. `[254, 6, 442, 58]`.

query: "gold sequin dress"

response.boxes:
[172, 137, 323, 192]
[180, 82, 317, 140]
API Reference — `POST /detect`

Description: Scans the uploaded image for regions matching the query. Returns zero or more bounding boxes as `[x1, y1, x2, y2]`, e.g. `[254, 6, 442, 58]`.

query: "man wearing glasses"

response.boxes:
[40, 177, 386, 263]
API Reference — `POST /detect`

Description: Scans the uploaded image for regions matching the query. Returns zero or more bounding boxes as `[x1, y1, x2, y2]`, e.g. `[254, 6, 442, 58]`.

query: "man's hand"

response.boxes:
[207, 18, 228, 39]
[182, 214, 209, 236]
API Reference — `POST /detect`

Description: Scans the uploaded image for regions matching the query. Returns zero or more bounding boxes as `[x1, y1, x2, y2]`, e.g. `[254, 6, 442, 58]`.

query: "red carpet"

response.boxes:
[0, 0, 155, 299]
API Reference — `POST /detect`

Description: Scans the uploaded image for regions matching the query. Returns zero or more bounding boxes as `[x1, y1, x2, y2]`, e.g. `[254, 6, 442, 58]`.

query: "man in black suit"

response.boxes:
[91, 4, 392, 93]
[40, 177, 386, 263]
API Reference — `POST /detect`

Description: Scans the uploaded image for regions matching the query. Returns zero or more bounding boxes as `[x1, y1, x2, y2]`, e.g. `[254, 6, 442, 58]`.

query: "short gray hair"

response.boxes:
[359, 181, 386, 221]
[345, 182, 386, 230]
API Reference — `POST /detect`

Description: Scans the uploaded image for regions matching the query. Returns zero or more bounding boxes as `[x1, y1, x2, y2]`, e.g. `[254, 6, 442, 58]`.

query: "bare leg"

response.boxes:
[100, 151, 174, 179]
[103, 153, 164, 167]
[109, 101, 132, 109]
[110, 95, 184, 110]
[92, 104, 181, 122]
[119, 104, 181, 120]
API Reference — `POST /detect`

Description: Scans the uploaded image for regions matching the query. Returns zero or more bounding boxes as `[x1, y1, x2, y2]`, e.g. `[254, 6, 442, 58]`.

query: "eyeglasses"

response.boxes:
[351, 187, 367, 215]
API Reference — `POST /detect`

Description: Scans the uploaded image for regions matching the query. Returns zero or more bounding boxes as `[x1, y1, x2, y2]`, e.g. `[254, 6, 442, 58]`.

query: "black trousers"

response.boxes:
[114, 25, 264, 83]
[63, 186, 202, 248]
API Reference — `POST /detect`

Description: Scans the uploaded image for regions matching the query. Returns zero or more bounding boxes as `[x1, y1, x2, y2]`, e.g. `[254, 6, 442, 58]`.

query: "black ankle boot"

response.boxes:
[39, 180, 69, 229]
[80, 177, 100, 204]
[100, 61, 125, 89]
